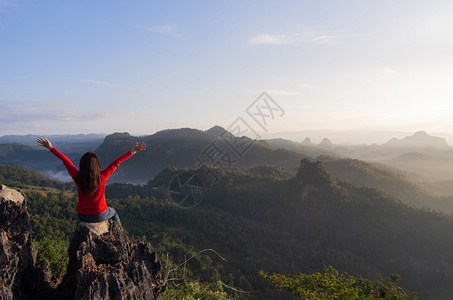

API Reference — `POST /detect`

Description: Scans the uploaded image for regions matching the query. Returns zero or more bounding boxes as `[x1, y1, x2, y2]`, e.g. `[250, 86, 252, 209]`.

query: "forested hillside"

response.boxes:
[0, 129, 308, 183]
[2, 160, 452, 298]
[317, 156, 453, 212]
[2, 129, 453, 214]
[0, 165, 74, 191]
[94, 130, 308, 182]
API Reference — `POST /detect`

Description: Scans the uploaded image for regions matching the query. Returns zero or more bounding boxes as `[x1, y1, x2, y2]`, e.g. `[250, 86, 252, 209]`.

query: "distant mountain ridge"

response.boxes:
[0, 133, 106, 144]
[95, 128, 306, 182]
[381, 130, 451, 151]
[294, 130, 451, 152]
[0, 134, 106, 154]
[269, 131, 453, 189]
[2, 126, 453, 198]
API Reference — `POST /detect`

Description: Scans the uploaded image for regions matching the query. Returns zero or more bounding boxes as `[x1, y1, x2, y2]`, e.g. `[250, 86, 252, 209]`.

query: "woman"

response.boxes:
[37, 137, 146, 226]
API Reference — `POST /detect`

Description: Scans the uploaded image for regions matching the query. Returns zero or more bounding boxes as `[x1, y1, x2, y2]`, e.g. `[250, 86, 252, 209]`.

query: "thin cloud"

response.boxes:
[249, 28, 357, 45]
[248, 33, 291, 45]
[83, 80, 120, 88]
[0, 101, 110, 123]
[312, 35, 335, 45]
[144, 25, 180, 37]
[267, 89, 301, 96]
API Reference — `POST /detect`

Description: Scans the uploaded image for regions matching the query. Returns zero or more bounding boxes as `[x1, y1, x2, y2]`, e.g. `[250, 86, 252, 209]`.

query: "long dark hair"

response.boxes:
[76, 152, 101, 195]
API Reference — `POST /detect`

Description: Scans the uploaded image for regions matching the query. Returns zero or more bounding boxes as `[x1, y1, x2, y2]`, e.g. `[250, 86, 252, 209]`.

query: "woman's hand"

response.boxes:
[37, 137, 53, 150]
[132, 142, 146, 155]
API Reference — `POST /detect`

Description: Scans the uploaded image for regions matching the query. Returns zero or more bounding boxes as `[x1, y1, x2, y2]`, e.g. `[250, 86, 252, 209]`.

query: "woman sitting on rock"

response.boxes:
[37, 137, 146, 226]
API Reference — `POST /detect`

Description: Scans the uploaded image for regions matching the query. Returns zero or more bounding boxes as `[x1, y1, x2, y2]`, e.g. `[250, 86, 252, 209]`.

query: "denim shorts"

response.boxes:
[78, 207, 122, 226]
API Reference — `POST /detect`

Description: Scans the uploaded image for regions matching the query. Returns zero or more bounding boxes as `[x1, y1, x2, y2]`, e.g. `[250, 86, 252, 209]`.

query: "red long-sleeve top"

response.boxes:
[50, 147, 133, 215]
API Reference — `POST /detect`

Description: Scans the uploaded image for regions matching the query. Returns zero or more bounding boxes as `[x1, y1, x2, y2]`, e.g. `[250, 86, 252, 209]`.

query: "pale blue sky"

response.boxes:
[1, 0, 453, 139]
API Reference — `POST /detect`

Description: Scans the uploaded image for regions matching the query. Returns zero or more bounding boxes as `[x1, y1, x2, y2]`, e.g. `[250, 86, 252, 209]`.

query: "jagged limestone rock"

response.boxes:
[296, 159, 349, 216]
[0, 185, 35, 300]
[59, 220, 166, 300]
[0, 184, 25, 205]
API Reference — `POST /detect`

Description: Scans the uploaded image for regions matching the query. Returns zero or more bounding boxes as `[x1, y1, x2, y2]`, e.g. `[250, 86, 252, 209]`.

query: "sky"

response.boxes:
[1, 0, 453, 142]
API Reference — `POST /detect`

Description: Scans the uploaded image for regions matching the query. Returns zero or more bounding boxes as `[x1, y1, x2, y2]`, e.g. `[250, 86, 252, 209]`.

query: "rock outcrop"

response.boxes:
[297, 159, 348, 206]
[319, 137, 333, 148]
[301, 137, 312, 145]
[0, 185, 36, 300]
[0, 184, 166, 300]
[58, 220, 166, 299]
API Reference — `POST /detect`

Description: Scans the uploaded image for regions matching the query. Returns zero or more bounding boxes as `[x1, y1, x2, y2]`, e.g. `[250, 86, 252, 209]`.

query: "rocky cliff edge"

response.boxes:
[0, 185, 166, 300]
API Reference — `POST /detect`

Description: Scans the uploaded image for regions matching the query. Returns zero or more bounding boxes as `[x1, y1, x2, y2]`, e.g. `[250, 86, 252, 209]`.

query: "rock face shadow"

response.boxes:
[0, 185, 35, 300]
[59, 220, 166, 300]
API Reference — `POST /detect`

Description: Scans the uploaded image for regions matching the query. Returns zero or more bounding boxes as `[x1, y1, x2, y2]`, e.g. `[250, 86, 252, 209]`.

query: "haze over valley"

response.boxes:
[2, 127, 453, 209]
[3, 127, 453, 298]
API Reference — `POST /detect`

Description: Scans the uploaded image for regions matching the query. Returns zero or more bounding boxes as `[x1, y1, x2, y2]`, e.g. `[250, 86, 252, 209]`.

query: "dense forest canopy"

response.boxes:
[2, 159, 452, 298]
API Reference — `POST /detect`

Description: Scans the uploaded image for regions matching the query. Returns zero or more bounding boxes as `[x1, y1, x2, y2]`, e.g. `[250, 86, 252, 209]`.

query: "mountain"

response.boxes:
[301, 137, 312, 145]
[370, 132, 453, 188]
[0, 143, 81, 182]
[0, 127, 312, 183]
[319, 137, 333, 148]
[0, 134, 105, 180]
[343, 131, 453, 162]
[108, 160, 453, 298]
[3, 127, 453, 199]
[267, 131, 453, 195]
[0, 143, 73, 169]
[265, 138, 336, 157]
[168, 160, 453, 298]
[381, 130, 451, 151]
[94, 128, 307, 182]
[0, 165, 74, 190]
[205, 125, 234, 139]
[387, 151, 453, 182]
[5, 160, 453, 298]
[316, 156, 453, 211]
[0, 134, 105, 154]
[271, 131, 452, 161]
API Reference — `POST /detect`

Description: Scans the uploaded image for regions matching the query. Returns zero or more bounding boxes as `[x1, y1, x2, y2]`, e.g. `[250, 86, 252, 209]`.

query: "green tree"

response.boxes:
[160, 280, 236, 300]
[260, 266, 416, 299]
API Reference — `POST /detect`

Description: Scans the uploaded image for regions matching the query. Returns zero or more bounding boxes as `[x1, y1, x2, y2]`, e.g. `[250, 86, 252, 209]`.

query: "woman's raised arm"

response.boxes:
[131, 142, 146, 155]
[37, 137, 78, 180]
[37, 137, 53, 150]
